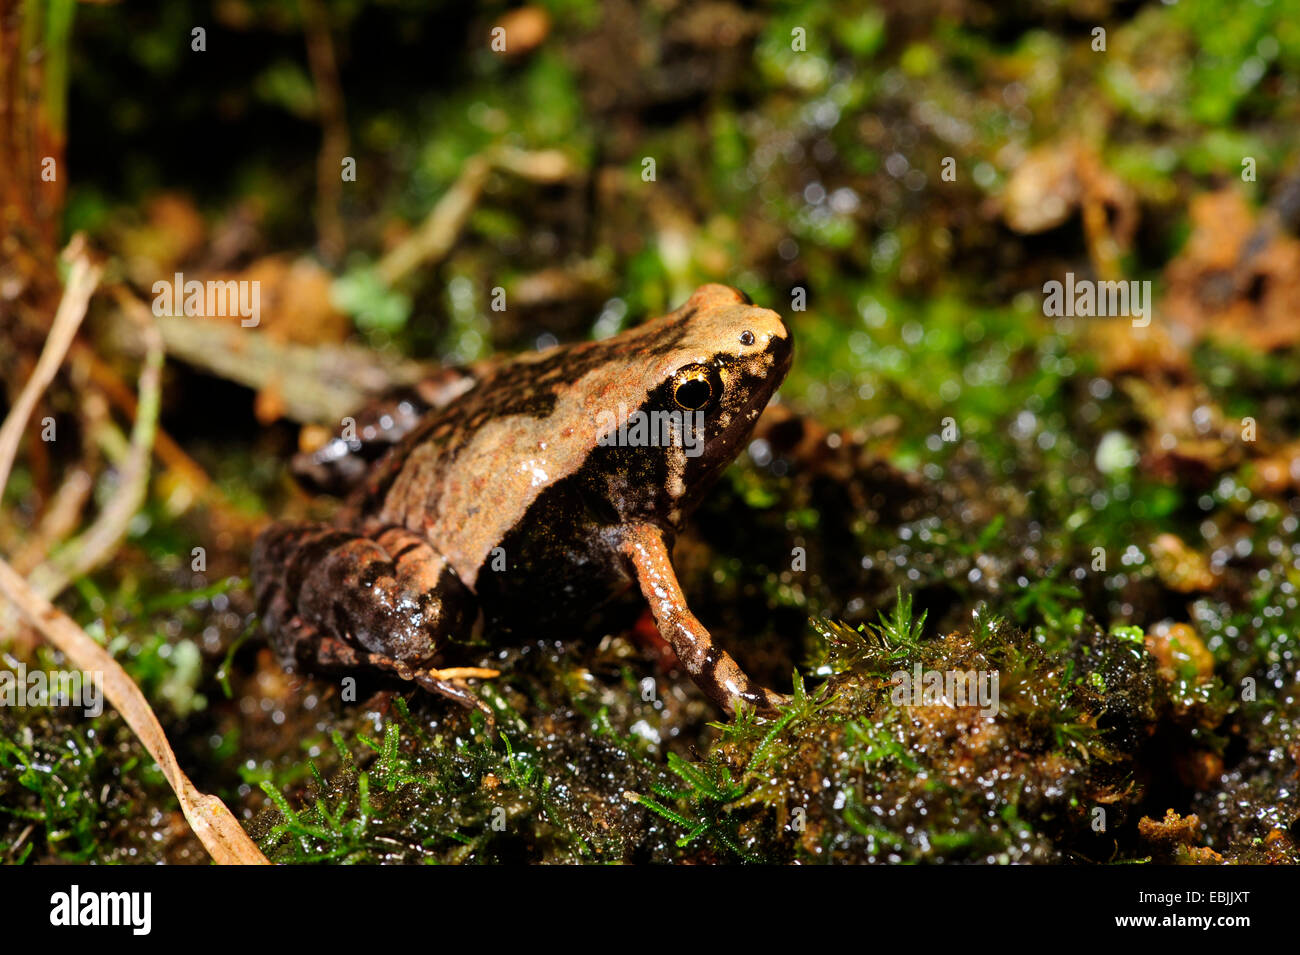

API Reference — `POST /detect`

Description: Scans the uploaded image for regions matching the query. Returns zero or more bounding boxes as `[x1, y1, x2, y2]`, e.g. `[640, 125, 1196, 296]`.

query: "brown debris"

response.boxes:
[1163, 188, 1300, 351]
[1175, 749, 1224, 792]
[1148, 536, 1216, 594]
[492, 6, 552, 58]
[1122, 378, 1242, 484]
[1138, 808, 1201, 847]
[117, 193, 209, 286]
[1248, 443, 1300, 496]
[1001, 142, 1137, 279]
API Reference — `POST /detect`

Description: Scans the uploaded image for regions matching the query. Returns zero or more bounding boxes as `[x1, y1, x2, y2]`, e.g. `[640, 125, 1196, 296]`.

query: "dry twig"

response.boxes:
[375, 147, 574, 285]
[376, 153, 492, 285]
[300, 0, 348, 263]
[0, 242, 99, 494]
[23, 305, 163, 600]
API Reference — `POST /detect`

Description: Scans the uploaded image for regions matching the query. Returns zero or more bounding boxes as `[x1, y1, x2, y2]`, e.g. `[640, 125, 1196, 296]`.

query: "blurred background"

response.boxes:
[2, 0, 1299, 864]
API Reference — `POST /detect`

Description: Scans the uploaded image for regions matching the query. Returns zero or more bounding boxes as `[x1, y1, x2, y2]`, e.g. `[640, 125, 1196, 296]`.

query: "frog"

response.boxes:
[251, 283, 793, 718]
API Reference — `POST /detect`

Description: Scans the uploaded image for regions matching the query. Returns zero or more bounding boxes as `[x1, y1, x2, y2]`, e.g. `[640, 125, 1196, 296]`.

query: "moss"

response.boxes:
[0, 702, 189, 864]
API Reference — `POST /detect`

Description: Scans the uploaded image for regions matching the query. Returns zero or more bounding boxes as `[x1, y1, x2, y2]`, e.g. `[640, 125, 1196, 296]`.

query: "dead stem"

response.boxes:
[0, 239, 99, 494]
[373, 147, 573, 286]
[376, 153, 493, 285]
[301, 0, 348, 263]
[22, 303, 162, 601]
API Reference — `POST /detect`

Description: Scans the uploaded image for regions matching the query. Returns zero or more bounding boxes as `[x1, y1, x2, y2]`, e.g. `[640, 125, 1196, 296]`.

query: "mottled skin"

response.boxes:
[252, 284, 793, 715]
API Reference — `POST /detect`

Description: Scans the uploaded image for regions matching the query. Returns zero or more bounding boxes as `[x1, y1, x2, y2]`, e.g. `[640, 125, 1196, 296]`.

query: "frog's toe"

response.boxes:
[756, 688, 791, 715]
[720, 683, 789, 718]
[414, 669, 496, 728]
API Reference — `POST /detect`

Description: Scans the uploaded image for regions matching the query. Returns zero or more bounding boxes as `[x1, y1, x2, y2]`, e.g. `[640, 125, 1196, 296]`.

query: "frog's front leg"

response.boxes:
[251, 522, 495, 713]
[619, 524, 788, 716]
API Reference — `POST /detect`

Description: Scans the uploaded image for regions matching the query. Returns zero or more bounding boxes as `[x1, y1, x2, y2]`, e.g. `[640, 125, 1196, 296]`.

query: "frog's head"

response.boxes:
[600, 284, 792, 526]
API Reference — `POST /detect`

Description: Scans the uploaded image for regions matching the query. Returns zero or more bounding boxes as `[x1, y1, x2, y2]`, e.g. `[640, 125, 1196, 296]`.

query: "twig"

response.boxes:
[373, 147, 574, 286]
[493, 146, 573, 183]
[0, 242, 99, 494]
[10, 468, 92, 574]
[376, 153, 492, 285]
[23, 306, 163, 599]
[0, 557, 270, 864]
[0, 257, 269, 865]
[300, 0, 348, 263]
[78, 343, 215, 499]
[112, 310, 436, 424]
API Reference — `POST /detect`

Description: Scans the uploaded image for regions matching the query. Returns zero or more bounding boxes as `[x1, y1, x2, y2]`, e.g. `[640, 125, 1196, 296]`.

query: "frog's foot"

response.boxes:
[262, 615, 497, 724]
[410, 667, 498, 726]
[619, 524, 789, 717]
[352, 643, 499, 726]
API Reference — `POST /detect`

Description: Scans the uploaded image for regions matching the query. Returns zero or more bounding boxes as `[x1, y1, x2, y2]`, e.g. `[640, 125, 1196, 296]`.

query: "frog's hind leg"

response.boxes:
[618, 523, 789, 717]
[251, 522, 495, 718]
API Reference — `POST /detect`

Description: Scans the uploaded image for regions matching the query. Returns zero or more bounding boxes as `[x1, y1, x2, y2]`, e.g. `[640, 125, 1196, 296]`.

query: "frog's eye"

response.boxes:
[673, 364, 715, 410]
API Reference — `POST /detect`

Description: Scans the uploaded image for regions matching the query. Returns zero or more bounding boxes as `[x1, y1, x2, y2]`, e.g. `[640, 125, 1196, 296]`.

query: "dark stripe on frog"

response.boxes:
[389, 540, 424, 561]
[472, 473, 648, 627]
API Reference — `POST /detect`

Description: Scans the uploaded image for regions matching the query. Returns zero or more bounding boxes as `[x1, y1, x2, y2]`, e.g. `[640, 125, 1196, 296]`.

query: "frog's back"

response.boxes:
[348, 313, 684, 587]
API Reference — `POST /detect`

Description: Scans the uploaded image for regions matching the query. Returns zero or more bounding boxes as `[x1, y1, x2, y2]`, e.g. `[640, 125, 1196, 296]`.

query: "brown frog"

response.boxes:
[251, 284, 792, 717]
